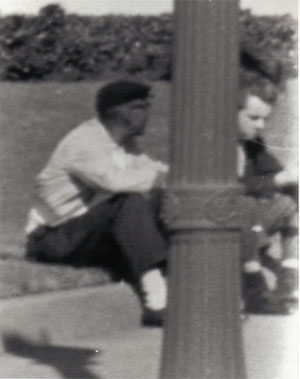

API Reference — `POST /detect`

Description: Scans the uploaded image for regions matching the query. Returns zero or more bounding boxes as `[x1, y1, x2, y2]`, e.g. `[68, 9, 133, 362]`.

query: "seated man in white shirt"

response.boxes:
[25, 80, 169, 327]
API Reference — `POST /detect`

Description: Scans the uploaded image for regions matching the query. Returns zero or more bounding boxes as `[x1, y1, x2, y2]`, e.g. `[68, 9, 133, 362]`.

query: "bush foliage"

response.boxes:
[0, 4, 297, 81]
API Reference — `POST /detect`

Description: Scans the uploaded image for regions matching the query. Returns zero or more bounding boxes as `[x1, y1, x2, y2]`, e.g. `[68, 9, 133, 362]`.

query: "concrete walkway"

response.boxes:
[0, 284, 298, 379]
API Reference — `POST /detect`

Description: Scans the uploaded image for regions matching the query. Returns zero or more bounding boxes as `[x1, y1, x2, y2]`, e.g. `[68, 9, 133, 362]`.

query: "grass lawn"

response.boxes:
[0, 79, 297, 254]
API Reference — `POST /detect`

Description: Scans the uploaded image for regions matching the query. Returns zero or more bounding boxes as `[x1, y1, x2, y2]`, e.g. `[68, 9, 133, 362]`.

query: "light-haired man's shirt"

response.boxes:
[26, 118, 168, 233]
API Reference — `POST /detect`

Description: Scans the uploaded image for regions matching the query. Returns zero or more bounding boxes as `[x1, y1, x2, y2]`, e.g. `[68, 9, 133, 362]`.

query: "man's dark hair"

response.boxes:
[96, 80, 151, 119]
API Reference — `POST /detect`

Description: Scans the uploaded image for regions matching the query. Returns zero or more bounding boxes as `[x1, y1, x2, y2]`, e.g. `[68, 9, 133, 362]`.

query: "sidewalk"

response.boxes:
[0, 283, 298, 379]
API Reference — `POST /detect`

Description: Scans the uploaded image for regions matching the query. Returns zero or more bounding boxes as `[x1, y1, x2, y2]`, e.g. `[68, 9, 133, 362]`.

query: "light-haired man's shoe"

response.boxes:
[275, 267, 298, 303]
[243, 271, 292, 315]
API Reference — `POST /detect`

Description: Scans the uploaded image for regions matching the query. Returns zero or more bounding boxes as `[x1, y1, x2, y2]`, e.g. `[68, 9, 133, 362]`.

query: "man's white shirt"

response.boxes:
[26, 118, 168, 233]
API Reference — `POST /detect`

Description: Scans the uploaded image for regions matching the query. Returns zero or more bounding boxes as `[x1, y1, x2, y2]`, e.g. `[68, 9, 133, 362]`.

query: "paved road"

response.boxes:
[0, 284, 298, 378]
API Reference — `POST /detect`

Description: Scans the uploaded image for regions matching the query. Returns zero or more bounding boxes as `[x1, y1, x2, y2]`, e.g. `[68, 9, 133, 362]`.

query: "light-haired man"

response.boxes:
[238, 72, 298, 314]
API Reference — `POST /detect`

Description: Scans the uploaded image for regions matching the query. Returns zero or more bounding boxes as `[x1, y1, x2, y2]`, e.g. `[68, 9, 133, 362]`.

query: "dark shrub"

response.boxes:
[0, 4, 296, 81]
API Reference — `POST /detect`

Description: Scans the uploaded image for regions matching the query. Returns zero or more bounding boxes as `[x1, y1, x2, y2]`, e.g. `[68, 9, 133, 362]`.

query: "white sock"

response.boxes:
[281, 259, 298, 270]
[140, 268, 167, 310]
[251, 224, 263, 233]
[243, 261, 262, 273]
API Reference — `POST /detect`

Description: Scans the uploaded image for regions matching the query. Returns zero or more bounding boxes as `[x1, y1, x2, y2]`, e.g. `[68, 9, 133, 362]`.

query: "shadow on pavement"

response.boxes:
[2, 332, 102, 378]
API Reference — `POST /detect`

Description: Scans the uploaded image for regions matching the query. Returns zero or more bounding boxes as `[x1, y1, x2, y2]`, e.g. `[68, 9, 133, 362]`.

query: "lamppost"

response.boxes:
[160, 1, 246, 378]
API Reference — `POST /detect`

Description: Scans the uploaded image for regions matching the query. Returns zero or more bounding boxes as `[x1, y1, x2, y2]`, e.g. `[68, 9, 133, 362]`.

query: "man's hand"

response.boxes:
[136, 154, 169, 174]
[154, 161, 169, 174]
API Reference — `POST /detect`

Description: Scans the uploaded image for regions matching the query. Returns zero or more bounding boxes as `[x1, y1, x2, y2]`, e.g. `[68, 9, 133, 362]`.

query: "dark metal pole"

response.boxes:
[160, 0, 246, 378]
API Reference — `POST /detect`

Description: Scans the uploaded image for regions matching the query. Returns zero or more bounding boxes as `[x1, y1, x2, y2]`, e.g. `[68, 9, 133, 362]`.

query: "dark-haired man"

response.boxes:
[25, 80, 169, 326]
[238, 74, 298, 314]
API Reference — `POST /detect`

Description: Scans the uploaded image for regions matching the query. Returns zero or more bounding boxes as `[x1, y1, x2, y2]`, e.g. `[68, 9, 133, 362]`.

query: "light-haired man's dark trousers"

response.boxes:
[241, 193, 298, 263]
[26, 194, 168, 282]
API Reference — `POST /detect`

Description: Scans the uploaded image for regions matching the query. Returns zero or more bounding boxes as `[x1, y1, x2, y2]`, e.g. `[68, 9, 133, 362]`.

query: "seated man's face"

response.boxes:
[238, 94, 272, 140]
[122, 98, 150, 137]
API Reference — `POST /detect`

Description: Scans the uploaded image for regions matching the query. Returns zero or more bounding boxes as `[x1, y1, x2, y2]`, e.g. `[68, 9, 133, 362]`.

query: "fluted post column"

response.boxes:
[160, 1, 246, 378]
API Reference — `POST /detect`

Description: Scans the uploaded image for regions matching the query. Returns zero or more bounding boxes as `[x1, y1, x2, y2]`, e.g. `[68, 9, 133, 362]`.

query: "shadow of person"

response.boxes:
[2, 332, 102, 379]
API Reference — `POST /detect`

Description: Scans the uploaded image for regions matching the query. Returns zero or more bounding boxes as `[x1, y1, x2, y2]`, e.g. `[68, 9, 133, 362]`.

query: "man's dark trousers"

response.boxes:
[26, 194, 168, 282]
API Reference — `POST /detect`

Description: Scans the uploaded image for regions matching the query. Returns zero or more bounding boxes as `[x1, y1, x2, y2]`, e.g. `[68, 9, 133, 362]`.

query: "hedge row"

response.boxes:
[0, 4, 297, 81]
